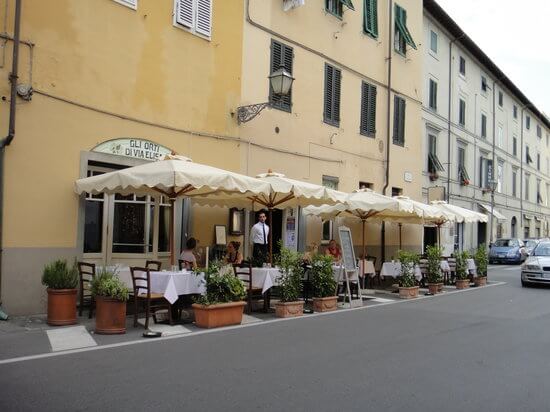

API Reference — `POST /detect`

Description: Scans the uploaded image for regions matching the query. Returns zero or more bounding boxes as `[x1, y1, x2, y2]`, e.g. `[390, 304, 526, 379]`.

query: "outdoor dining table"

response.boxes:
[380, 261, 422, 281]
[251, 267, 283, 294]
[466, 258, 477, 275]
[440, 260, 451, 273]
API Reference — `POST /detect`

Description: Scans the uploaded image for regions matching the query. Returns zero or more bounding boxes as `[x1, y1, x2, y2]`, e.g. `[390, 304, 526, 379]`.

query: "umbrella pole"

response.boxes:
[170, 198, 175, 269]
[399, 223, 402, 250]
[269, 208, 273, 265]
[362, 219, 366, 260]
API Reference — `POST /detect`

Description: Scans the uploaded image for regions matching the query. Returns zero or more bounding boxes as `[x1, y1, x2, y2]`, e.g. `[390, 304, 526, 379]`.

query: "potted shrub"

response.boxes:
[474, 244, 488, 286]
[91, 269, 130, 334]
[455, 251, 470, 289]
[275, 246, 304, 318]
[192, 262, 246, 328]
[311, 254, 338, 312]
[426, 245, 444, 294]
[397, 250, 420, 299]
[42, 259, 79, 326]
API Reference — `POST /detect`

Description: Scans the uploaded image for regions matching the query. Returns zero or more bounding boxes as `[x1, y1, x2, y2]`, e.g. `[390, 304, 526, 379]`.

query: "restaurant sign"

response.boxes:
[92, 138, 173, 161]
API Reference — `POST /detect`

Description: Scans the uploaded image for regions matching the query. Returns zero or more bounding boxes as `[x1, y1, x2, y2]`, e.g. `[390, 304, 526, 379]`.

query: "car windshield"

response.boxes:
[525, 240, 538, 248]
[494, 239, 516, 247]
[532, 243, 550, 256]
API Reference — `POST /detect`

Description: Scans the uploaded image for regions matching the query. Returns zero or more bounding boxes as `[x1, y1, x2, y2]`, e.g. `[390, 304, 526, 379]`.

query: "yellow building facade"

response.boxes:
[0, 0, 425, 315]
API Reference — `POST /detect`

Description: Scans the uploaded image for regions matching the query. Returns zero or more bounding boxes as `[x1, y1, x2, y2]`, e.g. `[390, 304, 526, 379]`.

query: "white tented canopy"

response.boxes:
[430, 201, 488, 223]
[478, 203, 507, 222]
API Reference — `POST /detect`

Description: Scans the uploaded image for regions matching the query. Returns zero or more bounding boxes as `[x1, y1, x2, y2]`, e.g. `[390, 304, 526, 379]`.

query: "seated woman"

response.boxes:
[325, 239, 342, 263]
[224, 241, 243, 265]
[179, 237, 198, 270]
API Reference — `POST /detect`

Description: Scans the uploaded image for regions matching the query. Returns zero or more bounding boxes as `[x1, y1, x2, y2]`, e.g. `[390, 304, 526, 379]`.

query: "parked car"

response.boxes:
[488, 238, 527, 264]
[523, 238, 550, 256]
[521, 242, 550, 287]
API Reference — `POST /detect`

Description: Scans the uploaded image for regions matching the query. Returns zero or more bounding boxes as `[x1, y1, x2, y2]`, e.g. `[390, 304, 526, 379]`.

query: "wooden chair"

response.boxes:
[77, 262, 96, 318]
[145, 260, 162, 271]
[233, 262, 263, 313]
[178, 259, 194, 271]
[418, 258, 428, 287]
[130, 267, 173, 329]
[364, 255, 380, 288]
[446, 257, 456, 285]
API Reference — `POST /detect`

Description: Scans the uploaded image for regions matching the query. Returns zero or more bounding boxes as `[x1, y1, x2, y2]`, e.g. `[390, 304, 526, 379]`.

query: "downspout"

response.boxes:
[489, 80, 496, 245]
[381, 0, 393, 263]
[520, 107, 525, 232]
[0, 0, 22, 314]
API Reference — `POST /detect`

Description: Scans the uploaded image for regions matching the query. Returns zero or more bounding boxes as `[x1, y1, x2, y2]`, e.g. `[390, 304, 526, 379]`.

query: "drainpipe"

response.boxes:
[519, 105, 528, 233]
[381, 0, 393, 263]
[0, 0, 22, 312]
[489, 80, 496, 245]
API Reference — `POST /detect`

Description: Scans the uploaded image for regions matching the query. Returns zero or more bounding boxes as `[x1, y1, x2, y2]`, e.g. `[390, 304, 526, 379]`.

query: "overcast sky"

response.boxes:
[435, 0, 550, 116]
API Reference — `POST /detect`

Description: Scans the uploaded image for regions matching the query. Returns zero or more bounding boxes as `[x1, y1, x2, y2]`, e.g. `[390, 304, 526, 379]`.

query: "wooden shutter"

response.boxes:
[270, 40, 293, 111]
[364, 0, 378, 37]
[333, 67, 341, 124]
[360, 82, 376, 136]
[176, 0, 194, 28]
[393, 96, 405, 145]
[195, 0, 212, 37]
[324, 65, 333, 123]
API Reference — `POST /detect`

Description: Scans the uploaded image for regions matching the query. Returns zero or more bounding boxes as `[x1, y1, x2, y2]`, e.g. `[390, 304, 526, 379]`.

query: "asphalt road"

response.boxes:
[2, 265, 550, 412]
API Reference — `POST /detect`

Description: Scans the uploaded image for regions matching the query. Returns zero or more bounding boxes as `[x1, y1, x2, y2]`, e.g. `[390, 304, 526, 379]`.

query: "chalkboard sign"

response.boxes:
[338, 226, 356, 272]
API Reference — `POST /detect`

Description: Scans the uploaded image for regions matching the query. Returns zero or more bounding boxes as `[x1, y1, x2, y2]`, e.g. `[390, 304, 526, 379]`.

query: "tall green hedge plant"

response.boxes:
[277, 246, 304, 302]
[310, 254, 337, 298]
[474, 244, 488, 277]
[426, 245, 443, 284]
[397, 250, 419, 288]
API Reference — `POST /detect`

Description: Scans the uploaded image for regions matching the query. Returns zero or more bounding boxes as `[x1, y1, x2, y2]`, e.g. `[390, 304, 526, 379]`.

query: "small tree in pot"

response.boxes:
[192, 262, 247, 328]
[426, 245, 443, 294]
[275, 246, 304, 318]
[91, 269, 130, 334]
[455, 251, 470, 289]
[397, 250, 420, 299]
[311, 254, 338, 312]
[473, 244, 488, 286]
[42, 260, 79, 326]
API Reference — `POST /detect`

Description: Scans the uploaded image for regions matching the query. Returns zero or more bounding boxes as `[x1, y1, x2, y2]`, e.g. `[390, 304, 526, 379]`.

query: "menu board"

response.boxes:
[338, 226, 356, 272]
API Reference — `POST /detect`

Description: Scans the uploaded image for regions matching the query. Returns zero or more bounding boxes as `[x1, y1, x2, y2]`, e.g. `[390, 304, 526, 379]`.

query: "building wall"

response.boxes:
[0, 0, 244, 314]
[422, 11, 550, 254]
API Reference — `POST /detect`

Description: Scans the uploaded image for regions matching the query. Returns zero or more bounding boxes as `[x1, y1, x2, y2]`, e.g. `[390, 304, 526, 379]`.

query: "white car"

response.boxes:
[521, 242, 550, 287]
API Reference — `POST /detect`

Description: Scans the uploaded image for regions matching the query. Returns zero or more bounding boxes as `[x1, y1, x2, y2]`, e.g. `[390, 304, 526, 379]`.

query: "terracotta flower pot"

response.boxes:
[474, 276, 487, 286]
[398, 286, 419, 299]
[312, 296, 338, 312]
[192, 301, 246, 329]
[47, 288, 77, 326]
[437, 283, 444, 292]
[95, 296, 127, 335]
[275, 301, 304, 318]
[455, 279, 470, 289]
[427, 283, 439, 295]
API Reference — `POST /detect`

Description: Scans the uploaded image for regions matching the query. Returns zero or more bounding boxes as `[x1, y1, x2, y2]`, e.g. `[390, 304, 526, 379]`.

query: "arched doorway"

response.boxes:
[511, 216, 517, 238]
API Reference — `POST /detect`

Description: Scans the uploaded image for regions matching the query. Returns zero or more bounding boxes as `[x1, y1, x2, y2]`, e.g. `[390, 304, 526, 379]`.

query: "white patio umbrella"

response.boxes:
[75, 155, 272, 267]
[247, 170, 348, 263]
[303, 189, 417, 261]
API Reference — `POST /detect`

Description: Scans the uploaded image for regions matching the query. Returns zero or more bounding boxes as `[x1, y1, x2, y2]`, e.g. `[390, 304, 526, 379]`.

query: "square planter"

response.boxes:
[474, 276, 487, 286]
[455, 279, 470, 289]
[192, 301, 246, 329]
[312, 296, 338, 312]
[398, 286, 419, 299]
[275, 301, 304, 318]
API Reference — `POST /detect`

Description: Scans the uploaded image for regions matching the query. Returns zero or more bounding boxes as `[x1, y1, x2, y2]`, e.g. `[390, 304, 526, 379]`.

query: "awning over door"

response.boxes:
[477, 203, 507, 221]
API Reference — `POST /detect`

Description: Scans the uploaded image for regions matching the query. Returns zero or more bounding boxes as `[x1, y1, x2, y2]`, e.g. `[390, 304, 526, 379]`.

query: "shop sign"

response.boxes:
[92, 138, 173, 161]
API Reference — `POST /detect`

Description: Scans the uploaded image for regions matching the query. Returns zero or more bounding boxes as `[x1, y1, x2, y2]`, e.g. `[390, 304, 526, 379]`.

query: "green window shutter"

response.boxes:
[324, 64, 333, 123]
[363, 0, 378, 37]
[333, 67, 341, 123]
[393, 96, 405, 145]
[360, 82, 376, 136]
[394, 4, 417, 50]
[270, 40, 293, 112]
[340, 0, 355, 11]
[324, 64, 341, 126]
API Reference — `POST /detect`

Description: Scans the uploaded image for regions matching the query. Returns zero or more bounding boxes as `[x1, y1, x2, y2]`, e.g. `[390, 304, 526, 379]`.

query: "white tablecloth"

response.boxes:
[380, 262, 422, 280]
[440, 260, 451, 273]
[109, 267, 205, 304]
[332, 264, 361, 282]
[251, 267, 282, 294]
[466, 258, 477, 275]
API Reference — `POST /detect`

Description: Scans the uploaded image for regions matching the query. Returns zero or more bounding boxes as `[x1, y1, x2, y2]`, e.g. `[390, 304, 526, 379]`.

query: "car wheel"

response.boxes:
[521, 280, 529, 287]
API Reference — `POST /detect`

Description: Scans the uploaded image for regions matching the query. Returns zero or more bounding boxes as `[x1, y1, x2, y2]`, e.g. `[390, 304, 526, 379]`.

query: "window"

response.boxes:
[512, 169, 517, 197]
[497, 161, 503, 193]
[481, 114, 487, 138]
[270, 40, 293, 112]
[537, 179, 543, 204]
[113, 0, 137, 9]
[537, 153, 541, 170]
[526, 145, 532, 164]
[459, 56, 466, 76]
[174, 0, 212, 38]
[513, 105, 518, 119]
[458, 99, 466, 127]
[391, 187, 403, 197]
[363, 0, 378, 37]
[537, 125, 542, 138]
[479, 156, 493, 189]
[359, 181, 373, 190]
[394, 4, 416, 55]
[326, 0, 354, 18]
[457, 146, 470, 183]
[393, 95, 406, 146]
[481, 76, 488, 92]
[428, 134, 444, 175]
[428, 79, 437, 111]
[84, 169, 106, 253]
[497, 126, 503, 148]
[324, 64, 341, 126]
[526, 115, 531, 130]
[360, 81, 377, 137]
[321, 175, 339, 243]
[512, 136, 517, 156]
[430, 30, 437, 53]
[498, 91, 503, 107]
[525, 174, 530, 201]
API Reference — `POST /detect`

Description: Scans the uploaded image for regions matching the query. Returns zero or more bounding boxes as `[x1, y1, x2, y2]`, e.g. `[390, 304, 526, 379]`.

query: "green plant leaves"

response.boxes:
[42, 260, 78, 290]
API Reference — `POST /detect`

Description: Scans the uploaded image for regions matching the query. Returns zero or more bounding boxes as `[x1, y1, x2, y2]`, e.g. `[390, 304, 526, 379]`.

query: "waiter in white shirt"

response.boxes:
[250, 211, 269, 263]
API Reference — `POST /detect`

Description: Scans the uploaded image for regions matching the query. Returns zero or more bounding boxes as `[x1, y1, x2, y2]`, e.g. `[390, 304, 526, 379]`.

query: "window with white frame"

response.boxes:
[174, 0, 212, 39]
[321, 175, 339, 243]
[497, 161, 503, 193]
[430, 30, 437, 53]
[497, 125, 503, 148]
[113, 0, 137, 9]
[512, 169, 517, 197]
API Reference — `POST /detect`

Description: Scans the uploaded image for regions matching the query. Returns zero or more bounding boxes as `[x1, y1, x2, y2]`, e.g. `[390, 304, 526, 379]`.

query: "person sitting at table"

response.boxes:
[180, 237, 198, 270]
[325, 239, 342, 263]
[223, 241, 243, 265]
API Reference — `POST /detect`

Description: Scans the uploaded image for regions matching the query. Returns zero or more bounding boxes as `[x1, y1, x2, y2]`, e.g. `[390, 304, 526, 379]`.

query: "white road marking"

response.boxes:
[137, 318, 192, 336]
[46, 325, 97, 352]
[242, 314, 263, 324]
[371, 297, 395, 303]
[0, 281, 506, 366]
